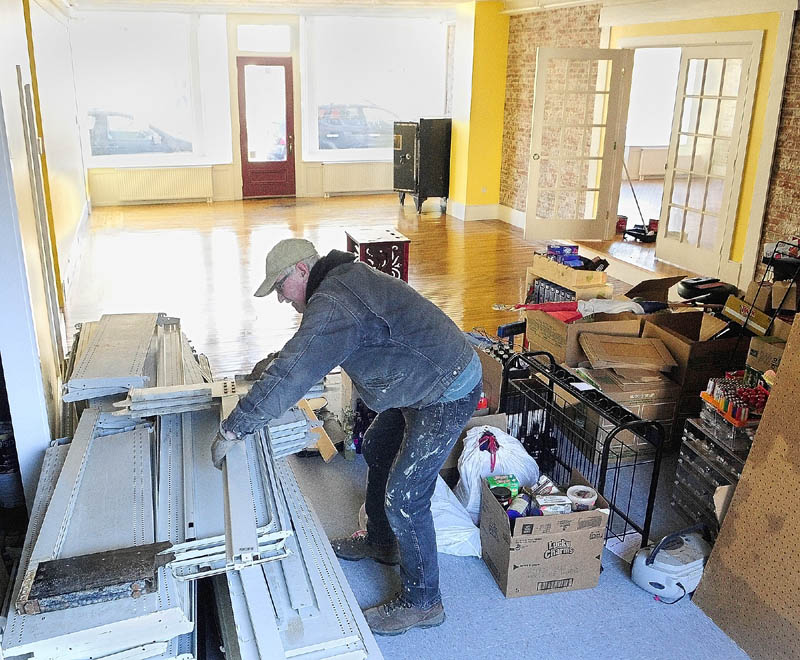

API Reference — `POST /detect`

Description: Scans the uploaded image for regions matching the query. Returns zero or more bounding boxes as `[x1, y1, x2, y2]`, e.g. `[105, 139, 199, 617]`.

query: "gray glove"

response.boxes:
[246, 352, 279, 381]
[211, 424, 242, 470]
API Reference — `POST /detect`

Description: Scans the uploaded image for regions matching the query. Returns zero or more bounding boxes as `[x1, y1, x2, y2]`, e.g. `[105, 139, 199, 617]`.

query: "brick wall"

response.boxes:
[759, 17, 800, 272]
[500, 6, 602, 211]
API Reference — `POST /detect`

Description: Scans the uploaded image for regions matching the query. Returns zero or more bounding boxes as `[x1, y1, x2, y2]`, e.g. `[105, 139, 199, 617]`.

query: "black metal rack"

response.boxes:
[498, 352, 666, 546]
[738, 240, 800, 343]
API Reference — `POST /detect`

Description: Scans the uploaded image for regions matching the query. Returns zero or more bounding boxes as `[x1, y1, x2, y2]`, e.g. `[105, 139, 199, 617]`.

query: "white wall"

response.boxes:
[626, 47, 681, 147]
[30, 0, 89, 295]
[0, 0, 61, 510]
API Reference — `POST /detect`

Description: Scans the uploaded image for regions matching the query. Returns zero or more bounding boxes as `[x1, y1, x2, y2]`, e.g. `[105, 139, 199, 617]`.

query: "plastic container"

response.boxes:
[566, 485, 598, 511]
[490, 486, 512, 509]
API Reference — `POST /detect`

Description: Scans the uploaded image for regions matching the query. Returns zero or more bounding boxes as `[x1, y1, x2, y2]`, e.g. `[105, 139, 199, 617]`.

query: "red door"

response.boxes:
[237, 56, 296, 198]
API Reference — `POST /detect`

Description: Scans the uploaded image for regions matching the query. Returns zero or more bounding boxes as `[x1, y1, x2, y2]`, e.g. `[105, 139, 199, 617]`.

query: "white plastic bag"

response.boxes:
[454, 425, 539, 524]
[355, 476, 481, 557]
[430, 475, 481, 556]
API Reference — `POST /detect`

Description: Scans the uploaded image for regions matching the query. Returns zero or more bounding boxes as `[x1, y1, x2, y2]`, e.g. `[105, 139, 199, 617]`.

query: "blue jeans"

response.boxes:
[361, 382, 481, 609]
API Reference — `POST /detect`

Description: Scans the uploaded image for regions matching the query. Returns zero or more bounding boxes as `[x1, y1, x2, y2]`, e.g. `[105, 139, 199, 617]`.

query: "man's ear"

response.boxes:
[297, 262, 311, 277]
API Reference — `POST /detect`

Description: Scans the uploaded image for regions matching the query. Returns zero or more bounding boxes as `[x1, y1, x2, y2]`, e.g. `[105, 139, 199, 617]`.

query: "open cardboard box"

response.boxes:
[528, 254, 608, 289]
[525, 275, 684, 366]
[524, 266, 613, 301]
[644, 310, 787, 392]
[480, 469, 609, 598]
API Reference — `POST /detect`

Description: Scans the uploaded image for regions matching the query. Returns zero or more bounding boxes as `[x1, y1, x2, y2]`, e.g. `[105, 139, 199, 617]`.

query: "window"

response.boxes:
[301, 15, 449, 162]
[237, 24, 291, 53]
[71, 13, 231, 166]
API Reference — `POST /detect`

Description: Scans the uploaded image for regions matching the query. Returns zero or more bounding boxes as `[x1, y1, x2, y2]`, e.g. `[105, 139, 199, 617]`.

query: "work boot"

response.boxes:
[364, 594, 445, 636]
[330, 534, 400, 566]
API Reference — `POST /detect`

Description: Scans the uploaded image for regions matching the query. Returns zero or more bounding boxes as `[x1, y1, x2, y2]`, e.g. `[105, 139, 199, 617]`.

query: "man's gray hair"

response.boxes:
[279, 253, 319, 280]
[300, 254, 319, 270]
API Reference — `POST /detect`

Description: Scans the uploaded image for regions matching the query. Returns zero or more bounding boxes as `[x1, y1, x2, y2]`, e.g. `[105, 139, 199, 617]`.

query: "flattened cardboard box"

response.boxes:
[525, 312, 641, 366]
[524, 275, 683, 366]
[477, 350, 504, 414]
[480, 470, 609, 598]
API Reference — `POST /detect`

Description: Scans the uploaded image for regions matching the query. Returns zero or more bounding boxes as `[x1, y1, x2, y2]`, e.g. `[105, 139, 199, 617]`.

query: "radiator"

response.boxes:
[321, 162, 393, 194]
[117, 167, 213, 202]
[637, 148, 668, 178]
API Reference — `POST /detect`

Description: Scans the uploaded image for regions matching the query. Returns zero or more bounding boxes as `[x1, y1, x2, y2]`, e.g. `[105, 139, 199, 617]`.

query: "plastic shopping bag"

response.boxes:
[355, 476, 481, 557]
[453, 425, 539, 524]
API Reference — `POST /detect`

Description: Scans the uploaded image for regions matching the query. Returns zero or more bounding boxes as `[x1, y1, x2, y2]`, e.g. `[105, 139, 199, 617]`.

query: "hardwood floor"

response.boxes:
[67, 196, 532, 376]
[65, 194, 690, 377]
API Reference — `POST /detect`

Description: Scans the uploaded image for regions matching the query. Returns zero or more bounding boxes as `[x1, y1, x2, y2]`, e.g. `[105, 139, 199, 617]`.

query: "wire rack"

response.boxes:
[498, 352, 666, 546]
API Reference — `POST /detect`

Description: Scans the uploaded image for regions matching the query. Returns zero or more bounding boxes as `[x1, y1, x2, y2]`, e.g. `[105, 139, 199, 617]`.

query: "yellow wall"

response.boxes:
[449, 1, 509, 207]
[449, 2, 476, 204]
[611, 12, 780, 263]
[466, 2, 509, 206]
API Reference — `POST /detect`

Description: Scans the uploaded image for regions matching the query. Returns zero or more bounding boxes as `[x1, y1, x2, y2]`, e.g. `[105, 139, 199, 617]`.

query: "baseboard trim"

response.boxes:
[498, 204, 525, 229]
[447, 201, 500, 221]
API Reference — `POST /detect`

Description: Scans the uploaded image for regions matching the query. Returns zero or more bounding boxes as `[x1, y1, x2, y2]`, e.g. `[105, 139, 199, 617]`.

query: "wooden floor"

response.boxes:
[66, 194, 690, 377]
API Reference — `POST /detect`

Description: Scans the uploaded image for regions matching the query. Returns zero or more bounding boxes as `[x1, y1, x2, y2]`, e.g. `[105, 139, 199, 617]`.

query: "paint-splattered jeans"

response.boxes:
[361, 382, 481, 609]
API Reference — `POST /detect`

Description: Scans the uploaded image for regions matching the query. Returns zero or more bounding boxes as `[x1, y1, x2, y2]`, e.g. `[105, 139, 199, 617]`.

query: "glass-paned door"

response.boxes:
[237, 56, 296, 198]
[656, 46, 753, 273]
[525, 48, 633, 241]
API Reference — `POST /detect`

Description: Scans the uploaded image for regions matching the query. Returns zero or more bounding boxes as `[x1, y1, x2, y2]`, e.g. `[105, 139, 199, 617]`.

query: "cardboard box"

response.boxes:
[772, 281, 798, 312]
[525, 312, 641, 366]
[524, 268, 613, 302]
[643, 312, 751, 433]
[530, 254, 608, 288]
[722, 296, 776, 337]
[480, 469, 609, 598]
[744, 281, 772, 313]
[578, 334, 677, 371]
[643, 312, 749, 391]
[747, 336, 786, 373]
[524, 275, 683, 367]
[477, 350, 504, 414]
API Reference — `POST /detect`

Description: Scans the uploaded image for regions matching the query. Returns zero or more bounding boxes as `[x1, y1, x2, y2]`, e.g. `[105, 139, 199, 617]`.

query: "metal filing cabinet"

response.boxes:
[671, 417, 748, 536]
[393, 118, 451, 213]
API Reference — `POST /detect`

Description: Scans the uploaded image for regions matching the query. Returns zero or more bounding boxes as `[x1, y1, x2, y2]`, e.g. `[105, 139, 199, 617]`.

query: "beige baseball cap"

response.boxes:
[254, 238, 319, 297]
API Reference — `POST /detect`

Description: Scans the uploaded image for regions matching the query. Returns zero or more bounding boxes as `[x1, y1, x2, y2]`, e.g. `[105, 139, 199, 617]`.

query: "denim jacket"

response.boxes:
[223, 252, 477, 437]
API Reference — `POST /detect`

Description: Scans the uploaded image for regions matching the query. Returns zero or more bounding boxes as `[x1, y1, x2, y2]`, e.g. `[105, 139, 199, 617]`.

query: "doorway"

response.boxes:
[236, 56, 296, 198]
[525, 40, 758, 280]
[618, 48, 680, 239]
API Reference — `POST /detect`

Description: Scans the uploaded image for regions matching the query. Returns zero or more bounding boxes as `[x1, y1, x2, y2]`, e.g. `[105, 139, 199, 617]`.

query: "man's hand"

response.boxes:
[246, 352, 279, 381]
[211, 425, 242, 470]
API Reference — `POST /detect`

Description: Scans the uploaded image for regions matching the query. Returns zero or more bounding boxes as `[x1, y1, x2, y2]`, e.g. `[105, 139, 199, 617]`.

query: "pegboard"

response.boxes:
[694, 316, 800, 660]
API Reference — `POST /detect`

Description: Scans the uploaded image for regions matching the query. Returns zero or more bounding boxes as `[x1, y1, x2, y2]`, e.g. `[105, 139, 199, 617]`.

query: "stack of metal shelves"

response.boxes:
[1, 313, 381, 660]
[671, 417, 748, 536]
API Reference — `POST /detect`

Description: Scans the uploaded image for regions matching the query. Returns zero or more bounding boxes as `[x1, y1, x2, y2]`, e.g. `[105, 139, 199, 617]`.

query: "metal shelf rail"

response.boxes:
[498, 352, 666, 546]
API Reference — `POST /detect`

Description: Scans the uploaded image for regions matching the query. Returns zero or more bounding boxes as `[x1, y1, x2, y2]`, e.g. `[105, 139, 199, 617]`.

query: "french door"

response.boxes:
[524, 48, 633, 241]
[237, 56, 296, 198]
[656, 46, 754, 274]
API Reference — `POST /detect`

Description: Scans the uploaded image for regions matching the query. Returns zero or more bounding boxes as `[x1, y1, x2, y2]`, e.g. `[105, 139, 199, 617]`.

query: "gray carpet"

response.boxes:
[289, 452, 749, 660]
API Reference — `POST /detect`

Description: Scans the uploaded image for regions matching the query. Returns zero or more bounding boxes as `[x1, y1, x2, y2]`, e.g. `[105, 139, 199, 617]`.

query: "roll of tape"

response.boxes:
[566, 485, 597, 511]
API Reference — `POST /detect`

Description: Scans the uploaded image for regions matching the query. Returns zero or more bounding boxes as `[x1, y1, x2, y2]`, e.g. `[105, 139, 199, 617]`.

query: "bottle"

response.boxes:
[507, 493, 531, 520]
